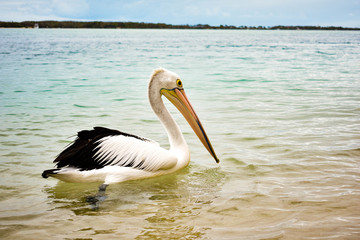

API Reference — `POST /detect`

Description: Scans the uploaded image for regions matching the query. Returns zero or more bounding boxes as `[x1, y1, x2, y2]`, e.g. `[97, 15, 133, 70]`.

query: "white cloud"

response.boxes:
[1, 1, 52, 21]
[51, 0, 89, 17]
[0, 0, 89, 21]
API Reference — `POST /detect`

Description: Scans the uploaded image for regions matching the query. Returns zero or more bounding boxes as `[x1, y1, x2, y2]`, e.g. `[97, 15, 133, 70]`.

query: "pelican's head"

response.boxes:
[149, 68, 219, 163]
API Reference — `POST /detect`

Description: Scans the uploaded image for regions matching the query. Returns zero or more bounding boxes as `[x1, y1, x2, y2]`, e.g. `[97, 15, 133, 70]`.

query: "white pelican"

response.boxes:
[42, 68, 219, 197]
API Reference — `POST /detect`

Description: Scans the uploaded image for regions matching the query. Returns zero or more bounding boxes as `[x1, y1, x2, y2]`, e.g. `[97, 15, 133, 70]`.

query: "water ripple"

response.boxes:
[0, 29, 359, 240]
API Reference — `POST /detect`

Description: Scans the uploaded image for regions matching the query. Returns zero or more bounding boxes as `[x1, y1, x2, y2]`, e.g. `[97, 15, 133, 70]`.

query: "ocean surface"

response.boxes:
[0, 29, 359, 239]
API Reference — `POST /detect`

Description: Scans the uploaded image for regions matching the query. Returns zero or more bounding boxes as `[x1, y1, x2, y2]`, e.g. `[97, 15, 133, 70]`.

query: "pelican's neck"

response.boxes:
[148, 88, 190, 166]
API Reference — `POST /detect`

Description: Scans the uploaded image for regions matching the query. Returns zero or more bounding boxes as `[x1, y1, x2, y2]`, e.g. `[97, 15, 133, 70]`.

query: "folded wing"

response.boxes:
[54, 127, 177, 172]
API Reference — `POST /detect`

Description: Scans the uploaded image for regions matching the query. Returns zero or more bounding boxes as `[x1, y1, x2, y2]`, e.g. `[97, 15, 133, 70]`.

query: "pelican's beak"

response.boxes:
[161, 88, 219, 163]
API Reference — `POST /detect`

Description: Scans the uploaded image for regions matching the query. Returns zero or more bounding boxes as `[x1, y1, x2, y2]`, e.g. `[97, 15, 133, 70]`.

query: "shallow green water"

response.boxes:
[1, 29, 360, 239]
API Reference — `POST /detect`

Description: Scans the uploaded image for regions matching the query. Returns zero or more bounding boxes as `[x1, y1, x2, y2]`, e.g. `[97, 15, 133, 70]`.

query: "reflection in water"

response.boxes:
[43, 166, 225, 238]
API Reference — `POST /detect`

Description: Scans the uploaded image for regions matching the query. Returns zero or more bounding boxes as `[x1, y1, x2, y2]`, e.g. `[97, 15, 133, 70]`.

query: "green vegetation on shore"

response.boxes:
[1, 21, 359, 30]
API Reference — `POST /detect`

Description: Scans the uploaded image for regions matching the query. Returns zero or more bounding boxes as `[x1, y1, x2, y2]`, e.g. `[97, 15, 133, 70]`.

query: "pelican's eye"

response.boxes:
[176, 79, 183, 87]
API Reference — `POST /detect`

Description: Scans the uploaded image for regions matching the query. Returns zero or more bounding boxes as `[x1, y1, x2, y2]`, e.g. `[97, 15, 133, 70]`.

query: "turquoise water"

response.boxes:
[1, 29, 360, 239]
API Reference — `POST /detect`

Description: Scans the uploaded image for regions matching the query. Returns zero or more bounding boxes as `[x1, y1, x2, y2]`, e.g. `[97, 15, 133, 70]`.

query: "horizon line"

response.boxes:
[1, 20, 359, 30]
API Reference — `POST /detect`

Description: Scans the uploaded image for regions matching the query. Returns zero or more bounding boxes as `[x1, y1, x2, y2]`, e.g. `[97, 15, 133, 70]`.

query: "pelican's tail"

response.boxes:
[42, 168, 61, 178]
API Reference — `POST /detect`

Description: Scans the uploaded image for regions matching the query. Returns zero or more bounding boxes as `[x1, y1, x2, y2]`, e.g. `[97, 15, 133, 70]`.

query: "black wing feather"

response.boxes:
[54, 126, 146, 170]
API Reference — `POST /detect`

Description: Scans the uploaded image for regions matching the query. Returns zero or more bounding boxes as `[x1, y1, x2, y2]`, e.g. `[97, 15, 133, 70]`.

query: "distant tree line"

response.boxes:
[0, 21, 359, 30]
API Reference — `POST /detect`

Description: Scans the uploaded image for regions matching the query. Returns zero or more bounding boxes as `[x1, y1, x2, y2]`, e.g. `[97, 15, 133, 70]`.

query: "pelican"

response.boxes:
[42, 68, 219, 199]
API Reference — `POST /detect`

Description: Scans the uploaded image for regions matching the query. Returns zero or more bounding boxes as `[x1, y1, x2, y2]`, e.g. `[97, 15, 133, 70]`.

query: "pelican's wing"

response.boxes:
[54, 127, 177, 171]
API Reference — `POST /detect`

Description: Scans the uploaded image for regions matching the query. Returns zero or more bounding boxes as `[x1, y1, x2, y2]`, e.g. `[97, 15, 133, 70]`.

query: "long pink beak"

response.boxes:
[161, 88, 219, 163]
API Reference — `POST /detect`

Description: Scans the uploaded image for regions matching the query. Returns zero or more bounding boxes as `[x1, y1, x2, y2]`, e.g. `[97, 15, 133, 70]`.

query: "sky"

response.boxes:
[0, 0, 359, 27]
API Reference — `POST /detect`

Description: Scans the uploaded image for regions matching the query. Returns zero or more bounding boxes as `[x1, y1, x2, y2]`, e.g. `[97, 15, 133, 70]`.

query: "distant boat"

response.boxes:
[34, 24, 39, 29]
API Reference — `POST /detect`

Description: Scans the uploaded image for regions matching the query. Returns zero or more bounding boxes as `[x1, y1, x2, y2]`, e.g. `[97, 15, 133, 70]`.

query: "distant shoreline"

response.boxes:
[1, 21, 359, 30]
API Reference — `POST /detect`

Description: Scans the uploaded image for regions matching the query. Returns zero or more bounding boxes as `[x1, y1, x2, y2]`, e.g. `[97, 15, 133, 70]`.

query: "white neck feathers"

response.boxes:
[148, 69, 190, 165]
